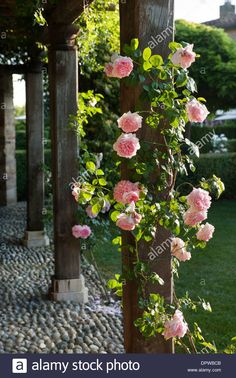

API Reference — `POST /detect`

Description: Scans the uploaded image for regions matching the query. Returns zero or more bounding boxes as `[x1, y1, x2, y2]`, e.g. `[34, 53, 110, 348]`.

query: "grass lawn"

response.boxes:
[90, 200, 236, 351]
[176, 199, 236, 351]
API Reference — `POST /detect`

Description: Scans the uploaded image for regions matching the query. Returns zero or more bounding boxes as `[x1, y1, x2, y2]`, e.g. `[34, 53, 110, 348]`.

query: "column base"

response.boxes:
[49, 275, 88, 303]
[22, 230, 50, 248]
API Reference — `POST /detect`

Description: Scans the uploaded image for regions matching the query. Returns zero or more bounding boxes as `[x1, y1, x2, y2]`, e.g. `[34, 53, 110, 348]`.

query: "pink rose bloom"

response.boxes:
[184, 209, 207, 227]
[104, 55, 133, 79]
[86, 205, 98, 219]
[186, 99, 209, 123]
[123, 191, 139, 204]
[113, 133, 140, 158]
[196, 223, 215, 241]
[72, 186, 80, 202]
[187, 188, 212, 211]
[117, 111, 143, 133]
[72, 225, 91, 239]
[104, 62, 114, 77]
[163, 310, 188, 340]
[112, 56, 133, 78]
[171, 237, 191, 262]
[116, 211, 142, 231]
[171, 44, 196, 69]
[113, 180, 140, 205]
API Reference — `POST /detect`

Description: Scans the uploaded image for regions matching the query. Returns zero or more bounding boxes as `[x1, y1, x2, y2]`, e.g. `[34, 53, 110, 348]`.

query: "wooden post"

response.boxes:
[47, 23, 88, 302]
[120, 0, 175, 353]
[0, 69, 17, 206]
[22, 60, 49, 248]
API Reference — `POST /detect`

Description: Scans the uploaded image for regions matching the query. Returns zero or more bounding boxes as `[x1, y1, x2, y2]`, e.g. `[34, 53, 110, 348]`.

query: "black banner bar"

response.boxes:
[0, 354, 236, 378]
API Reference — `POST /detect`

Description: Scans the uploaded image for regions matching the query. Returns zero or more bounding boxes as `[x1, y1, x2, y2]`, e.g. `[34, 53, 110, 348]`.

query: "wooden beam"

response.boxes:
[0, 68, 17, 206]
[120, 0, 175, 353]
[48, 26, 88, 302]
[46, 0, 94, 25]
[23, 59, 49, 248]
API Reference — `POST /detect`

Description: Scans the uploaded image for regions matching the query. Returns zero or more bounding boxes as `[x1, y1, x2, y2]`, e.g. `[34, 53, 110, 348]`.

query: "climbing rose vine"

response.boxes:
[71, 39, 225, 353]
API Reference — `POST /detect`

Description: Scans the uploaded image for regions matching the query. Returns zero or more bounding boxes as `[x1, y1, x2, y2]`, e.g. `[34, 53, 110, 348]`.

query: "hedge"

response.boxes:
[16, 149, 51, 201]
[16, 130, 26, 150]
[176, 152, 236, 199]
[228, 139, 236, 152]
[191, 124, 236, 144]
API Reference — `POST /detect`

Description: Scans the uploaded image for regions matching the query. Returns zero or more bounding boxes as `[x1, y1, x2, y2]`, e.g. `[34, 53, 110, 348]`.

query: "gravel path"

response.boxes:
[0, 203, 124, 354]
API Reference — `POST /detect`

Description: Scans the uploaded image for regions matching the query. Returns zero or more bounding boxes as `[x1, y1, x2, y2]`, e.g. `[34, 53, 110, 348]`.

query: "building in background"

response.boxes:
[204, 0, 236, 41]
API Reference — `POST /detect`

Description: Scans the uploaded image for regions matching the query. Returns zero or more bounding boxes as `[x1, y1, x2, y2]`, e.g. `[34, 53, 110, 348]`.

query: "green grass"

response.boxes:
[176, 200, 236, 351]
[92, 200, 236, 351]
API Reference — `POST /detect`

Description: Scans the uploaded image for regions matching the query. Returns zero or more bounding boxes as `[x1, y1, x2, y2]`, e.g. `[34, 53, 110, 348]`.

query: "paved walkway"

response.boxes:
[0, 203, 123, 353]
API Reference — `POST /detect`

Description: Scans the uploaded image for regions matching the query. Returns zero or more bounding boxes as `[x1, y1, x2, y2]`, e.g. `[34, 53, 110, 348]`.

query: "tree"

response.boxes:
[175, 20, 236, 112]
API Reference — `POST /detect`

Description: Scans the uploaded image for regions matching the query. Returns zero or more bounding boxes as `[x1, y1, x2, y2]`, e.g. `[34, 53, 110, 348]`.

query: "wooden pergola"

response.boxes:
[0, 0, 175, 353]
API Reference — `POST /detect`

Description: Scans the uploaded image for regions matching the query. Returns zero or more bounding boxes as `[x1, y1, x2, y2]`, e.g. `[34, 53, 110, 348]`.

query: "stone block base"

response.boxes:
[22, 230, 50, 248]
[49, 276, 88, 303]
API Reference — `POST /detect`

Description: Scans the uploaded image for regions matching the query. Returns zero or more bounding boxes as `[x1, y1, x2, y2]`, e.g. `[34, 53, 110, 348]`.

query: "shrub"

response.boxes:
[228, 139, 236, 152]
[191, 125, 236, 143]
[16, 130, 26, 150]
[16, 149, 51, 201]
[176, 153, 236, 199]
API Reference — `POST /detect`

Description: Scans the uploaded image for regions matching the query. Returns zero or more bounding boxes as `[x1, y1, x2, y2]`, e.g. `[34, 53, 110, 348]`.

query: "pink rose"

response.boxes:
[171, 44, 196, 69]
[104, 62, 114, 77]
[113, 180, 140, 205]
[187, 188, 212, 211]
[113, 133, 140, 158]
[186, 99, 209, 123]
[117, 111, 143, 133]
[72, 185, 80, 202]
[184, 209, 207, 227]
[112, 56, 133, 78]
[196, 223, 215, 242]
[171, 238, 191, 262]
[116, 211, 142, 231]
[72, 225, 92, 239]
[86, 205, 98, 219]
[163, 310, 188, 340]
[104, 55, 133, 79]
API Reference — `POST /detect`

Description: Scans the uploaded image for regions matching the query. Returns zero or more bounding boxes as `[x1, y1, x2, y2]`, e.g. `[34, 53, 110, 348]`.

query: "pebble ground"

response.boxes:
[0, 203, 124, 354]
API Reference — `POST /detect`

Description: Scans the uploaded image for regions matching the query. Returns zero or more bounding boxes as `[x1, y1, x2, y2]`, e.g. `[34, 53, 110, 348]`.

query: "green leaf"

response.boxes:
[98, 178, 107, 186]
[110, 211, 120, 222]
[176, 72, 188, 87]
[86, 161, 96, 172]
[143, 61, 152, 71]
[112, 236, 122, 245]
[186, 77, 197, 93]
[131, 38, 139, 50]
[150, 273, 164, 285]
[92, 202, 101, 215]
[143, 47, 152, 61]
[107, 279, 118, 289]
[168, 41, 182, 51]
[96, 169, 104, 176]
[115, 289, 123, 297]
[149, 55, 164, 67]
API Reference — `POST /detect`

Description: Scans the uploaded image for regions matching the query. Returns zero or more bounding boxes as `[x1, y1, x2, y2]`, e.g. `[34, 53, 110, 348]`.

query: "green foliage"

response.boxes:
[16, 149, 51, 201]
[191, 124, 236, 150]
[75, 0, 120, 160]
[69, 90, 103, 138]
[176, 153, 236, 199]
[134, 294, 166, 338]
[175, 20, 236, 112]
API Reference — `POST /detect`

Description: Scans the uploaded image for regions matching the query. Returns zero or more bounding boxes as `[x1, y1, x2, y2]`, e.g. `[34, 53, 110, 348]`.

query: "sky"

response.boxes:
[13, 0, 233, 107]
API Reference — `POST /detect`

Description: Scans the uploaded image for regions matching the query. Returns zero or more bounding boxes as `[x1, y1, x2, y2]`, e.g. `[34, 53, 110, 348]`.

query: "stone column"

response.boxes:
[0, 69, 17, 206]
[22, 60, 49, 247]
[47, 24, 88, 302]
